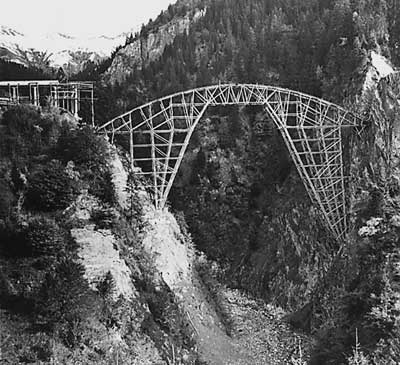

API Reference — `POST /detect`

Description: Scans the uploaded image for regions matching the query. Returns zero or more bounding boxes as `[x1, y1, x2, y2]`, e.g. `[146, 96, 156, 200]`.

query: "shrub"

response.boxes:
[88, 168, 116, 205]
[55, 125, 110, 169]
[91, 207, 116, 229]
[142, 284, 197, 362]
[0, 105, 62, 164]
[24, 216, 66, 257]
[55, 126, 116, 204]
[0, 216, 67, 258]
[17, 333, 52, 363]
[0, 178, 15, 220]
[96, 271, 118, 328]
[36, 258, 95, 348]
[125, 172, 146, 231]
[0, 218, 29, 257]
[96, 271, 116, 299]
[0, 105, 42, 160]
[25, 160, 80, 211]
[37, 259, 90, 318]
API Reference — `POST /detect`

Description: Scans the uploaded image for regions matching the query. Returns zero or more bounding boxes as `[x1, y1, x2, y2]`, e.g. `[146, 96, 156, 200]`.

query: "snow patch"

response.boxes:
[0, 24, 125, 67]
[364, 51, 394, 92]
[371, 51, 394, 78]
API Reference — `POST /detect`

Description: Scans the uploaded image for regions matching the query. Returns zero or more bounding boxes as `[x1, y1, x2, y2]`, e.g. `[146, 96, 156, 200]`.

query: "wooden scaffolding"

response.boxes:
[98, 84, 362, 240]
[0, 80, 94, 125]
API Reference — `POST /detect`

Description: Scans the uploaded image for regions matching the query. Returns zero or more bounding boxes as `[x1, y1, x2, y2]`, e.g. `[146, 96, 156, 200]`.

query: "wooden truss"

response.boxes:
[98, 84, 361, 240]
[0, 80, 95, 125]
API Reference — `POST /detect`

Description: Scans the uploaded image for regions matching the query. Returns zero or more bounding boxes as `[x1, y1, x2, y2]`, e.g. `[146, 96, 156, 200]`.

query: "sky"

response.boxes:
[0, 0, 175, 37]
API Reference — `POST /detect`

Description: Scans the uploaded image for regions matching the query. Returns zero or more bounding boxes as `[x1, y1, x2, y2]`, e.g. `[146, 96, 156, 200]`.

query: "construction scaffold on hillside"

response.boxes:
[0, 80, 95, 125]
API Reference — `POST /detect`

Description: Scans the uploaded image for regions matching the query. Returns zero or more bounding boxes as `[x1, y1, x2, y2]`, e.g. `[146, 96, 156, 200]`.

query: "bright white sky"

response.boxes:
[0, 0, 175, 37]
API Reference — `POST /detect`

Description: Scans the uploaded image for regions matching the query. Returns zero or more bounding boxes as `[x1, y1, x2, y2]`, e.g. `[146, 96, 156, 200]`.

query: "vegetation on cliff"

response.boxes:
[82, 0, 400, 363]
[0, 105, 202, 364]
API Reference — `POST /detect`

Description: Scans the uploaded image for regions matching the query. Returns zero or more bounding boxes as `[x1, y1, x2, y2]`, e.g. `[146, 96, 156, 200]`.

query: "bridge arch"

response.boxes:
[98, 84, 362, 240]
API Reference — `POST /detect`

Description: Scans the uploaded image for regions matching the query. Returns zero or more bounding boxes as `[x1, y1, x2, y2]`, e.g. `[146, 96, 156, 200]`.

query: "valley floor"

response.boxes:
[175, 271, 311, 365]
[143, 209, 312, 365]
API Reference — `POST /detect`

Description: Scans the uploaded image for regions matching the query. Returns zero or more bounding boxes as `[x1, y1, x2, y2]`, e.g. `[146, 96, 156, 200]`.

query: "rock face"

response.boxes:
[72, 225, 137, 300]
[109, 146, 130, 210]
[350, 51, 399, 221]
[142, 209, 193, 288]
[104, 8, 205, 85]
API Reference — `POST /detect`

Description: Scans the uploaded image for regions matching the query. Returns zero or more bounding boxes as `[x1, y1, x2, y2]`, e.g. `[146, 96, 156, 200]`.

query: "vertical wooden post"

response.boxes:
[74, 84, 79, 118]
[149, 105, 158, 209]
[129, 114, 134, 171]
[91, 87, 95, 126]
[11, 86, 18, 103]
[35, 84, 39, 106]
[338, 126, 347, 239]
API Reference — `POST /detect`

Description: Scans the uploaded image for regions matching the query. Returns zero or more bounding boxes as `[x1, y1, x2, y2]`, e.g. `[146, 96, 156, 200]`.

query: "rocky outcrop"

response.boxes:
[72, 225, 137, 300]
[104, 8, 205, 85]
[349, 51, 398, 224]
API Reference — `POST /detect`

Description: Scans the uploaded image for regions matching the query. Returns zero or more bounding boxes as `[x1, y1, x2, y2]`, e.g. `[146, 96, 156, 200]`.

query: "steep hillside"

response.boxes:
[0, 106, 312, 364]
[91, 0, 400, 363]
[103, 0, 207, 85]
[0, 106, 194, 364]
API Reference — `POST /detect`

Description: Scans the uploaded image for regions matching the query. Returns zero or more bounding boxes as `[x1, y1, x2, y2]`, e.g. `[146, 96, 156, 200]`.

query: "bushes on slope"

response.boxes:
[310, 217, 400, 364]
[24, 216, 68, 257]
[0, 214, 73, 259]
[55, 125, 116, 204]
[0, 178, 15, 220]
[25, 159, 80, 211]
[0, 105, 62, 165]
[36, 258, 95, 347]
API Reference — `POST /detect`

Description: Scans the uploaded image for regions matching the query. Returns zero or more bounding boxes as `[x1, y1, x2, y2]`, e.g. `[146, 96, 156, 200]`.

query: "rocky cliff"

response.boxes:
[104, 4, 206, 85]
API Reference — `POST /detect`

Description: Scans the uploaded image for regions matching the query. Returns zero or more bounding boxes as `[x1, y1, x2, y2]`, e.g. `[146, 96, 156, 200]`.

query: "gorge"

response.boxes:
[1, 0, 400, 364]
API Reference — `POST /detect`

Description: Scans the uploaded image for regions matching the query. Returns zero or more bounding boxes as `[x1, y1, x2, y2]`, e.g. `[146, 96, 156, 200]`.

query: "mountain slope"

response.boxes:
[0, 25, 126, 73]
[103, 0, 207, 85]
[93, 0, 400, 363]
[97, 0, 391, 122]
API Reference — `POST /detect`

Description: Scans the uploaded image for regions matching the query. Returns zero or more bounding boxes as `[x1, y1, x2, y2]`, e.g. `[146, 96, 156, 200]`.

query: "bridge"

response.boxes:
[97, 84, 362, 240]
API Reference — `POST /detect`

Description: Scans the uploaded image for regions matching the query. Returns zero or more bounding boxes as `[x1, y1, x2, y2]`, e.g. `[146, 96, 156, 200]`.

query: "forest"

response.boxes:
[74, 0, 397, 124]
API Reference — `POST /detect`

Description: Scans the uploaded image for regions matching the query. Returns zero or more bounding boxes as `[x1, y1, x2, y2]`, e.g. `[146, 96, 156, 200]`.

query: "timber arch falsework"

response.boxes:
[98, 84, 362, 240]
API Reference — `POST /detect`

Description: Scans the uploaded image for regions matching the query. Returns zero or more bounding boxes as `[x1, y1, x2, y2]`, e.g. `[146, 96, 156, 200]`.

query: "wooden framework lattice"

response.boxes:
[98, 84, 361, 240]
[0, 80, 95, 125]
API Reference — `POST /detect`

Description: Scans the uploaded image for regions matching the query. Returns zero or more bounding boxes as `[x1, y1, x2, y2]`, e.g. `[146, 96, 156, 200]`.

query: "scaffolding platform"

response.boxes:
[0, 80, 95, 124]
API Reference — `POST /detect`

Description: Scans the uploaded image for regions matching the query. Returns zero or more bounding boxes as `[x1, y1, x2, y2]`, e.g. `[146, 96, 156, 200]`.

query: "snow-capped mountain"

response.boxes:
[0, 25, 128, 72]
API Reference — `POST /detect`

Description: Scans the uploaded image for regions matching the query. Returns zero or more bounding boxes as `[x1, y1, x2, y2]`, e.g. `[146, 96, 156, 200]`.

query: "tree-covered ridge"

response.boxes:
[135, 0, 208, 40]
[92, 0, 393, 124]
[0, 59, 48, 81]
